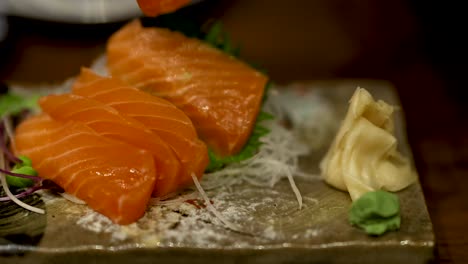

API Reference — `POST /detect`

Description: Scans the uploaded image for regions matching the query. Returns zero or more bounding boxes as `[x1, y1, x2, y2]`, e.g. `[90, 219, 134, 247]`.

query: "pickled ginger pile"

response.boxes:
[320, 88, 416, 201]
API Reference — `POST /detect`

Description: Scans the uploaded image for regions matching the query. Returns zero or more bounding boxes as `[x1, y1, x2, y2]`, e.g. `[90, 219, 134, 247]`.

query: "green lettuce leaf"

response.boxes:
[0, 92, 40, 118]
[206, 111, 274, 172]
[204, 22, 241, 57]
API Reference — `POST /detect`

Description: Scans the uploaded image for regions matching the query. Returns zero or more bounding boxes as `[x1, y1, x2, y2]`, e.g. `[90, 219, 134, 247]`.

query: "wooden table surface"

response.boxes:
[0, 1, 467, 263]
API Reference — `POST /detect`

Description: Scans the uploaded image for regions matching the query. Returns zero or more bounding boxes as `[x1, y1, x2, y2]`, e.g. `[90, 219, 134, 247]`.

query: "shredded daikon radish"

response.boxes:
[11, 78, 75, 97]
[191, 174, 241, 232]
[294, 170, 320, 179]
[150, 191, 199, 206]
[284, 167, 303, 209]
[90, 55, 109, 76]
[60, 192, 86, 205]
[202, 118, 310, 208]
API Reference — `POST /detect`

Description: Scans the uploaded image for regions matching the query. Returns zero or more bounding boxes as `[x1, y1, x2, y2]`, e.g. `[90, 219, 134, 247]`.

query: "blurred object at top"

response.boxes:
[1, 0, 205, 24]
[136, 0, 191, 17]
[2, 0, 143, 24]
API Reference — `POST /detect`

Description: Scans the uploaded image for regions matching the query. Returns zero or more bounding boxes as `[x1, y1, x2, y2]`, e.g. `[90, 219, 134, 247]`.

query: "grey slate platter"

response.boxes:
[0, 80, 434, 263]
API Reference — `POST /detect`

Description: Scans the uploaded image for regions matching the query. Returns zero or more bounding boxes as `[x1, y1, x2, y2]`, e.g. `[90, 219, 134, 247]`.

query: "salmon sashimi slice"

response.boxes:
[39, 93, 182, 197]
[14, 114, 156, 225]
[72, 68, 209, 188]
[136, 0, 190, 17]
[106, 20, 268, 157]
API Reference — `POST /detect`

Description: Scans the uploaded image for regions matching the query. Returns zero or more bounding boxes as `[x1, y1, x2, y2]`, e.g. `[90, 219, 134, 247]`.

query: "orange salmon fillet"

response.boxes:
[106, 20, 268, 157]
[14, 114, 156, 225]
[72, 68, 209, 188]
[39, 93, 182, 197]
[136, 0, 190, 17]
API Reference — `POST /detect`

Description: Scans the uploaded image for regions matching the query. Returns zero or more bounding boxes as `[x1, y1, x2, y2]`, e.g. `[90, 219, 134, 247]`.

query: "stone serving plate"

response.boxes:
[0, 80, 434, 263]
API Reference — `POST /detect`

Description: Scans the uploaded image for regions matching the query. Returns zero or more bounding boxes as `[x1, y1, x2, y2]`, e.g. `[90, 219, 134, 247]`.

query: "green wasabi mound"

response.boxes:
[349, 190, 401, 236]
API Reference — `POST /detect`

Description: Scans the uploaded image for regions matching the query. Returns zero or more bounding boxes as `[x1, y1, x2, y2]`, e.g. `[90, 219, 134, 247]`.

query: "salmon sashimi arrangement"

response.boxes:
[107, 20, 268, 157]
[136, 0, 190, 17]
[12, 68, 210, 223]
[9, 18, 267, 224]
[14, 114, 156, 225]
[71, 69, 209, 190]
[39, 92, 183, 197]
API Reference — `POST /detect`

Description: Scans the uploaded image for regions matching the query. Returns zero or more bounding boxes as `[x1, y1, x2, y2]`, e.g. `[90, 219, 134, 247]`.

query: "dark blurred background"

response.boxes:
[0, 0, 466, 262]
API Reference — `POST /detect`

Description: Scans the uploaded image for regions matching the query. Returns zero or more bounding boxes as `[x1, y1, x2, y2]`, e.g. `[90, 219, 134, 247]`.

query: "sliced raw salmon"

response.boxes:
[106, 20, 268, 157]
[72, 68, 209, 188]
[136, 0, 190, 17]
[39, 93, 182, 197]
[14, 114, 156, 225]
